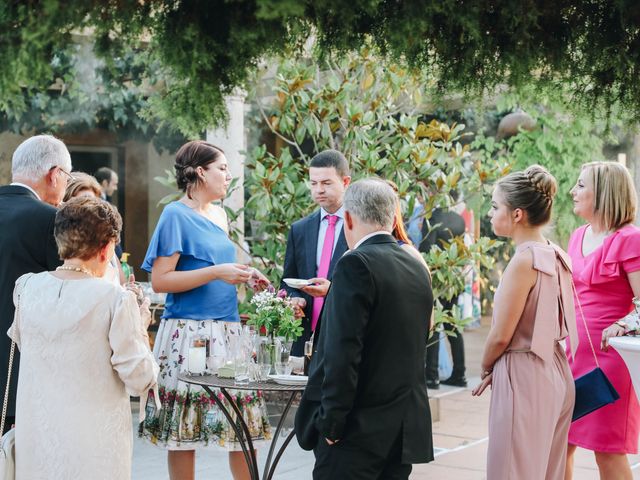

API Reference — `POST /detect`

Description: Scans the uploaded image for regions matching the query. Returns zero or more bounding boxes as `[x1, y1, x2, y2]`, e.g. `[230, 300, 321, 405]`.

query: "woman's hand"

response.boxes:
[214, 264, 252, 285]
[247, 267, 271, 291]
[301, 278, 331, 298]
[471, 372, 492, 397]
[601, 323, 626, 352]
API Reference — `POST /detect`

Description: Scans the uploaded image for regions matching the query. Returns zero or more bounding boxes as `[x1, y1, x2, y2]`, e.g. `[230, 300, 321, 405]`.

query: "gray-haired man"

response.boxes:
[0, 134, 70, 433]
[295, 178, 434, 479]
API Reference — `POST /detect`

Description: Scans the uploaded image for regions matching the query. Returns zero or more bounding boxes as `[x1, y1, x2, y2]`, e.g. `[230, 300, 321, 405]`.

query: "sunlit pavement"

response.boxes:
[132, 319, 640, 479]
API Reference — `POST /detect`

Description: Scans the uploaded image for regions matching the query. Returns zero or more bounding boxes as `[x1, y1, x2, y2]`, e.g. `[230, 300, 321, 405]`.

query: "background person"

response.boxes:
[94, 166, 119, 202]
[280, 150, 351, 355]
[565, 161, 640, 480]
[63, 172, 124, 285]
[473, 165, 577, 480]
[0, 134, 69, 434]
[138, 140, 270, 480]
[419, 203, 467, 389]
[295, 178, 434, 479]
[8, 196, 158, 479]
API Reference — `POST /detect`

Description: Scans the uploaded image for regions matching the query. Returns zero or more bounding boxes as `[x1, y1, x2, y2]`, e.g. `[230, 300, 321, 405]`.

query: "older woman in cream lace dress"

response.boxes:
[8, 197, 158, 480]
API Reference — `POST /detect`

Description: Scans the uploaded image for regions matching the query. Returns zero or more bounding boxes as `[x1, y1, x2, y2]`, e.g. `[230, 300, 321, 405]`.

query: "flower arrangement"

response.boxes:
[247, 287, 303, 341]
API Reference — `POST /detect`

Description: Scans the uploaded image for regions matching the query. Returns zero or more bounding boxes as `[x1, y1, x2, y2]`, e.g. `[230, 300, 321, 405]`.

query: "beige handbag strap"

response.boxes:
[570, 279, 600, 369]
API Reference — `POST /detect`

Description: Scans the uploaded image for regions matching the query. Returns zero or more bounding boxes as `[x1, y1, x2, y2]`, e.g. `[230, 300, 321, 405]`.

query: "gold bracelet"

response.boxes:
[481, 368, 493, 380]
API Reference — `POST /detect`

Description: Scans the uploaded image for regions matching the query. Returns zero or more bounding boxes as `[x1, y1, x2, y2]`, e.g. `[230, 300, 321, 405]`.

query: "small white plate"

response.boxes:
[283, 278, 311, 289]
[269, 374, 308, 386]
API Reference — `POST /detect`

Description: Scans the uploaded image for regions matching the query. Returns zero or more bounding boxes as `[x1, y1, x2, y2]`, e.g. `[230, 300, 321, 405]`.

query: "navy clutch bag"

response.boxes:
[572, 367, 620, 422]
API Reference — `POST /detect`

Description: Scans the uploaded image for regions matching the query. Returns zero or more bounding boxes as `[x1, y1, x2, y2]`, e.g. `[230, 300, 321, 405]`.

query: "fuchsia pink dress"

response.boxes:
[568, 224, 640, 453]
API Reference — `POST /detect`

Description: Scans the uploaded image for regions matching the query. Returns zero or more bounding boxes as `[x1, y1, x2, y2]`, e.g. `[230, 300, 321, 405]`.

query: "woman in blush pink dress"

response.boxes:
[473, 165, 578, 480]
[565, 161, 640, 480]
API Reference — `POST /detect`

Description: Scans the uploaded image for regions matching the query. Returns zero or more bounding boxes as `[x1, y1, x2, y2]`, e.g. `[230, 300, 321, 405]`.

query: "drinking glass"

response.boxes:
[274, 362, 292, 376]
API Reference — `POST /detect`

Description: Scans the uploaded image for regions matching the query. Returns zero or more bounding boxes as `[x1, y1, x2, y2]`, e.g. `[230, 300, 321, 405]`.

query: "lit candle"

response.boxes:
[188, 346, 206, 374]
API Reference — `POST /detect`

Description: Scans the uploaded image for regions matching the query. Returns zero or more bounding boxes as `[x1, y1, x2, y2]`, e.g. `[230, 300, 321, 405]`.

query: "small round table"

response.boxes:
[178, 373, 306, 480]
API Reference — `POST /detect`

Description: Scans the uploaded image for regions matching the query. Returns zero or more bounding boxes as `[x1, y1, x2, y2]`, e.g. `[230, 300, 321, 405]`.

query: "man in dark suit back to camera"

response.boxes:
[295, 178, 434, 479]
[0, 135, 69, 434]
[280, 150, 350, 356]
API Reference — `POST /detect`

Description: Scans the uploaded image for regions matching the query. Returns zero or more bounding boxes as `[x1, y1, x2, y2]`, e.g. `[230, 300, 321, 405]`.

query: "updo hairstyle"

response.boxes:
[174, 141, 225, 198]
[55, 197, 122, 260]
[496, 164, 557, 226]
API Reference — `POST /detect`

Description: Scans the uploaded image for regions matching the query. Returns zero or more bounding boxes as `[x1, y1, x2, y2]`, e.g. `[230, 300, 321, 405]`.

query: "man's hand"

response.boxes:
[301, 278, 331, 298]
[290, 297, 306, 318]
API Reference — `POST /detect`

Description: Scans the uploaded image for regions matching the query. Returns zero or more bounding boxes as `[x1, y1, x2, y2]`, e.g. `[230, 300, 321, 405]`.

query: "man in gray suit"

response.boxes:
[295, 178, 434, 479]
[0, 135, 70, 433]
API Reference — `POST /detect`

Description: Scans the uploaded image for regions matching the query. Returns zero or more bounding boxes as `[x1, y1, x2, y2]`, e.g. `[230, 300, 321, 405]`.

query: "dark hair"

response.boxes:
[55, 197, 122, 260]
[94, 167, 116, 184]
[174, 141, 225, 198]
[309, 150, 350, 177]
[497, 164, 557, 226]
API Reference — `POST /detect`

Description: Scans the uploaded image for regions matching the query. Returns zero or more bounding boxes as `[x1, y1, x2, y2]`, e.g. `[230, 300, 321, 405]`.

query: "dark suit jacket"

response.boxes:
[418, 208, 465, 254]
[0, 185, 61, 417]
[280, 210, 347, 355]
[294, 233, 434, 464]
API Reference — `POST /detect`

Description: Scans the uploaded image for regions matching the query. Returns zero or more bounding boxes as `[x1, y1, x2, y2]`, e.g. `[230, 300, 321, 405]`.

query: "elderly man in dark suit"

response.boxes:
[0, 135, 69, 434]
[295, 178, 434, 479]
[280, 150, 351, 356]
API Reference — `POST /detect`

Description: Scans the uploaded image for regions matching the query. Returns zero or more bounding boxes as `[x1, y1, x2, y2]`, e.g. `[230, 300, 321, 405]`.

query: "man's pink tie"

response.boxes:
[311, 214, 337, 331]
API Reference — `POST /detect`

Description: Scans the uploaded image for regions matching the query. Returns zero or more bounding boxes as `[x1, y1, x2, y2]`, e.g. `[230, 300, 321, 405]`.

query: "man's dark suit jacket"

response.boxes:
[280, 210, 347, 356]
[294, 233, 434, 464]
[0, 185, 61, 417]
[418, 208, 465, 254]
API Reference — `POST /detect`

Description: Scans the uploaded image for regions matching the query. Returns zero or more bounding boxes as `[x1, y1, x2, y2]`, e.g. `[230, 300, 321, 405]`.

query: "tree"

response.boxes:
[3, 1, 640, 136]
[243, 49, 505, 328]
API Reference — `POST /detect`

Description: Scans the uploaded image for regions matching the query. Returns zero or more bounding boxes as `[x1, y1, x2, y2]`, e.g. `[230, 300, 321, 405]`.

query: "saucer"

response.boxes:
[283, 278, 311, 289]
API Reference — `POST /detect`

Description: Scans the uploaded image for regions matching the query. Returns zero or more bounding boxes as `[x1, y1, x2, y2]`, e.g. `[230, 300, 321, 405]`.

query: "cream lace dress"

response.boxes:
[7, 272, 159, 480]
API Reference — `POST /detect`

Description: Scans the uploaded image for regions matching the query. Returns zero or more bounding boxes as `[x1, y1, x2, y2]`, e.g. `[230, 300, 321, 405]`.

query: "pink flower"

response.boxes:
[277, 289, 288, 299]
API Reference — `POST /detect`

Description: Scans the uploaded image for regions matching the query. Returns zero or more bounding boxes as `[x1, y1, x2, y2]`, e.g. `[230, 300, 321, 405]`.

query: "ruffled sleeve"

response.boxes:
[578, 224, 640, 285]
[141, 202, 233, 272]
[109, 290, 159, 398]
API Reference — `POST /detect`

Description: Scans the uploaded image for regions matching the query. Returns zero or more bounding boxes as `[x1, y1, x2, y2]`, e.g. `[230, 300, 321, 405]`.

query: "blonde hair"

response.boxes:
[496, 164, 557, 226]
[63, 172, 102, 202]
[582, 161, 637, 231]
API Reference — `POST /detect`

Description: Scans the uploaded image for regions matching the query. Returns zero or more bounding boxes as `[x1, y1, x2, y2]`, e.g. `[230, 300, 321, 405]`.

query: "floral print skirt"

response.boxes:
[138, 318, 271, 451]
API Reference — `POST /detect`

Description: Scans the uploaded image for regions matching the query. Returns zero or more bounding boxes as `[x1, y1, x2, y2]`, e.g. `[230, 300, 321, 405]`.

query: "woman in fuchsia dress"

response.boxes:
[566, 161, 640, 480]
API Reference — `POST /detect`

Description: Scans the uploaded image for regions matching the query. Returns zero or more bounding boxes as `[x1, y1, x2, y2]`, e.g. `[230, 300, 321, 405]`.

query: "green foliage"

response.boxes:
[246, 289, 303, 341]
[473, 87, 622, 247]
[4, 1, 640, 136]
[0, 40, 187, 152]
[244, 49, 505, 329]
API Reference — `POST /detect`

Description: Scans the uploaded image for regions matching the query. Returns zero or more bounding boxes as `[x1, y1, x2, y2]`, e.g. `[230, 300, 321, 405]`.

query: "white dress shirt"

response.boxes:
[10, 182, 41, 201]
[316, 206, 345, 269]
[353, 230, 391, 250]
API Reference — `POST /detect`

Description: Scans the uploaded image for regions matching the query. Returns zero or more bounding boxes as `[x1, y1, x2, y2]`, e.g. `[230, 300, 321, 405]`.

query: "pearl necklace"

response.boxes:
[56, 265, 95, 277]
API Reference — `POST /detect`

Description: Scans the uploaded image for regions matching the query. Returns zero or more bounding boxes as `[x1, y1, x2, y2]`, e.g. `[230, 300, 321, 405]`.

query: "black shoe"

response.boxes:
[426, 379, 440, 390]
[441, 376, 468, 387]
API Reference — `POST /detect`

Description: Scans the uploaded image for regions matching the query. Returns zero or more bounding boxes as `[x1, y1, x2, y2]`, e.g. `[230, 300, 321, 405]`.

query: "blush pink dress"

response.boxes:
[567, 224, 640, 453]
[488, 242, 578, 479]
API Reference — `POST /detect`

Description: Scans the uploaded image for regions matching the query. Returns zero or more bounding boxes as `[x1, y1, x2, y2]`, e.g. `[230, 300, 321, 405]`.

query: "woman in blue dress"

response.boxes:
[139, 140, 271, 480]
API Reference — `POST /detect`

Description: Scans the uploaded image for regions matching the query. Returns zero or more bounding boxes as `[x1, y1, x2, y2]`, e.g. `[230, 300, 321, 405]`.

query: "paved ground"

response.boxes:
[132, 319, 640, 479]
